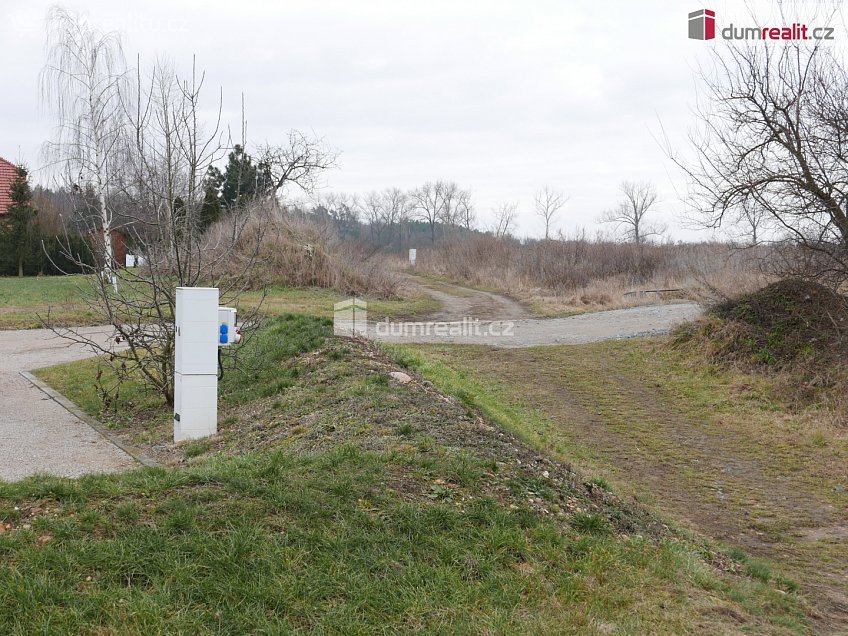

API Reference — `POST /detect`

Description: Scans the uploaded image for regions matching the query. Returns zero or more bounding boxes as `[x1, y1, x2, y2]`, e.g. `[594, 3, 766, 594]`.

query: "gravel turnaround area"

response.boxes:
[0, 327, 137, 482]
[369, 302, 703, 347]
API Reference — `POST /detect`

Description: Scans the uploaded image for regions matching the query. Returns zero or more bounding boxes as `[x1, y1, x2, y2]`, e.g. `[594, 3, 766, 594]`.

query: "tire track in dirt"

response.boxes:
[402, 275, 530, 321]
[384, 275, 846, 629]
[428, 344, 848, 632]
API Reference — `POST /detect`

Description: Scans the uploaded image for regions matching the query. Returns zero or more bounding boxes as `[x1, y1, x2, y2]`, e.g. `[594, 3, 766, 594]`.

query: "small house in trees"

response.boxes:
[0, 157, 17, 214]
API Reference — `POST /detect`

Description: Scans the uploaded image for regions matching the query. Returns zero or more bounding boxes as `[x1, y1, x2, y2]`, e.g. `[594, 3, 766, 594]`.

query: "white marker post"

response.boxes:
[409, 248, 417, 266]
[174, 287, 219, 441]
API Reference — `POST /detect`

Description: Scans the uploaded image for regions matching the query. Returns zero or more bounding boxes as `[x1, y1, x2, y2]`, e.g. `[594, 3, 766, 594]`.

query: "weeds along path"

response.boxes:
[376, 275, 701, 346]
[0, 327, 137, 481]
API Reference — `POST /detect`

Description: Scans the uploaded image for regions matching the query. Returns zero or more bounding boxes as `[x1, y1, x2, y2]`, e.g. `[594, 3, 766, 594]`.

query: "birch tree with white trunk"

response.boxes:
[40, 7, 127, 290]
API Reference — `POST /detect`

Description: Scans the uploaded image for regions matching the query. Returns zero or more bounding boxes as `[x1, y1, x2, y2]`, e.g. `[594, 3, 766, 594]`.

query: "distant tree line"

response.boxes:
[302, 181, 478, 251]
[197, 176, 485, 252]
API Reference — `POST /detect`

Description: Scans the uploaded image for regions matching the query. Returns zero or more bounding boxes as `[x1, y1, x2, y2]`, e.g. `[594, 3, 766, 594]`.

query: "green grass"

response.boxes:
[0, 446, 763, 635]
[0, 276, 439, 330]
[0, 275, 100, 329]
[17, 318, 812, 634]
[240, 286, 439, 321]
[386, 340, 846, 631]
[36, 313, 334, 440]
[384, 343, 597, 467]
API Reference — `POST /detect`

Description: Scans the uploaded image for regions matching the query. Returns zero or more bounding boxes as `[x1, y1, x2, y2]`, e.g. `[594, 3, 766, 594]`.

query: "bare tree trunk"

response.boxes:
[94, 142, 116, 291]
[535, 186, 567, 240]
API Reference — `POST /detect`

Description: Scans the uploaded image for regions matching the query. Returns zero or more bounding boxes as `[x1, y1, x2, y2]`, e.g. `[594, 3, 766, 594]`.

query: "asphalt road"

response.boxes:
[0, 327, 137, 482]
[369, 276, 702, 346]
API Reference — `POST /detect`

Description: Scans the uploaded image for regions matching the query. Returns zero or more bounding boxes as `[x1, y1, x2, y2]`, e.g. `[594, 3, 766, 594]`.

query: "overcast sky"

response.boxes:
[0, 1, 838, 240]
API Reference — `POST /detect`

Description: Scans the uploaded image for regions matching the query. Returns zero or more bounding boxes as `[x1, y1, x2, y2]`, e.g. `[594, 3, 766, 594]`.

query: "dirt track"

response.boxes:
[405, 277, 530, 321]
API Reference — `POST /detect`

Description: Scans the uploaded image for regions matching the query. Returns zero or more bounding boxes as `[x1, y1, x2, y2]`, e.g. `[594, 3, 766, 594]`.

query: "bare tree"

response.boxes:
[491, 201, 518, 238]
[670, 39, 848, 285]
[381, 187, 409, 226]
[455, 188, 475, 231]
[40, 7, 128, 290]
[42, 27, 331, 408]
[600, 180, 664, 244]
[256, 131, 337, 205]
[438, 181, 459, 230]
[734, 200, 771, 247]
[411, 181, 444, 243]
[438, 182, 474, 234]
[320, 192, 359, 227]
[534, 186, 567, 239]
[380, 187, 411, 248]
[359, 191, 385, 242]
[409, 180, 472, 241]
[51, 56, 259, 407]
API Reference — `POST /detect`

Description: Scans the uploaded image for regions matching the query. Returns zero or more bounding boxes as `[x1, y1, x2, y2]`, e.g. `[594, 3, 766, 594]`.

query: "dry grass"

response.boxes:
[673, 278, 848, 422]
[210, 205, 402, 298]
[409, 236, 772, 315]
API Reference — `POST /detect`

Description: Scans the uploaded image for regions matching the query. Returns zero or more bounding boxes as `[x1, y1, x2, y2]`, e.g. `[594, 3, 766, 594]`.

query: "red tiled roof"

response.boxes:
[0, 157, 17, 214]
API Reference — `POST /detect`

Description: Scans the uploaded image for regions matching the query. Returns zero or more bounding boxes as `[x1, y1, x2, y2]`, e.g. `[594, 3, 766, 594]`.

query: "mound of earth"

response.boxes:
[688, 279, 848, 367]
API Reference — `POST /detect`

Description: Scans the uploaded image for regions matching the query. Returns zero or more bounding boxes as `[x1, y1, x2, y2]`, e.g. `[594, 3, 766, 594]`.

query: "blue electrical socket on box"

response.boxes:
[218, 307, 238, 347]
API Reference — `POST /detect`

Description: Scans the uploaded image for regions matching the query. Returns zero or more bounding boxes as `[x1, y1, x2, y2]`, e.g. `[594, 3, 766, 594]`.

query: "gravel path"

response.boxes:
[370, 303, 701, 346]
[0, 327, 137, 482]
[373, 277, 702, 346]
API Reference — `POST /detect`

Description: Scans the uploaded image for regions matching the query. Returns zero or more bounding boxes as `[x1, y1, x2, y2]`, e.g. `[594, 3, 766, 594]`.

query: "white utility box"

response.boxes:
[174, 287, 219, 441]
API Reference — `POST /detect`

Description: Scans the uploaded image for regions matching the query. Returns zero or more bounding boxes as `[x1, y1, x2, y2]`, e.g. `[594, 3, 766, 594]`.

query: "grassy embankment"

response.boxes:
[0, 315, 807, 633]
